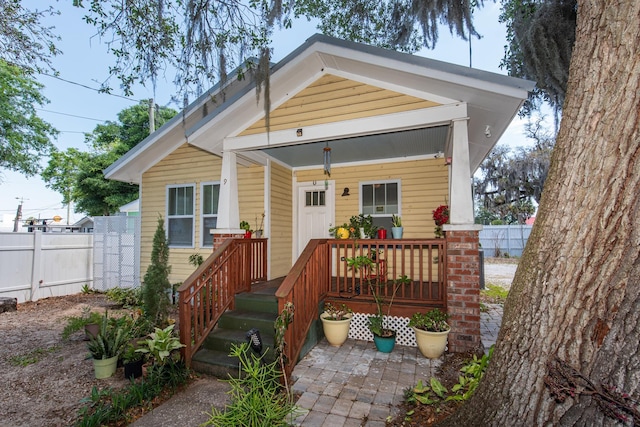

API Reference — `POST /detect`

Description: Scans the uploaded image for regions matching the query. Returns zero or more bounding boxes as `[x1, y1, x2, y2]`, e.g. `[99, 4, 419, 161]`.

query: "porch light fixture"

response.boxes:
[296, 128, 303, 137]
[484, 125, 492, 138]
[246, 328, 263, 356]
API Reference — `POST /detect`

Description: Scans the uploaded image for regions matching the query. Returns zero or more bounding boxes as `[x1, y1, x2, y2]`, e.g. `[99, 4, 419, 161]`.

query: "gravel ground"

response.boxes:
[0, 260, 518, 426]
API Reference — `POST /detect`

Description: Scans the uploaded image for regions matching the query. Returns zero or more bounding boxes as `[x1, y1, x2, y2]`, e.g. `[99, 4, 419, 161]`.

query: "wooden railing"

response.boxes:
[178, 238, 267, 366]
[275, 239, 329, 379]
[275, 238, 446, 378]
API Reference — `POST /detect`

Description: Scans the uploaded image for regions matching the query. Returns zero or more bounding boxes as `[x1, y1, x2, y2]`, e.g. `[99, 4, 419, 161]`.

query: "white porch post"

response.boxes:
[448, 118, 477, 226]
[216, 150, 241, 232]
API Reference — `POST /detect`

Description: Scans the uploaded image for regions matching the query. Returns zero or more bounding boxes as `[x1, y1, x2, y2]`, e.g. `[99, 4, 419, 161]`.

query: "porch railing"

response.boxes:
[275, 238, 445, 379]
[274, 239, 329, 379]
[178, 238, 267, 366]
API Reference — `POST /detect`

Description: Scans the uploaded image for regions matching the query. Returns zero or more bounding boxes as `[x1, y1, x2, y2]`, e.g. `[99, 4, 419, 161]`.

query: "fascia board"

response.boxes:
[223, 103, 468, 152]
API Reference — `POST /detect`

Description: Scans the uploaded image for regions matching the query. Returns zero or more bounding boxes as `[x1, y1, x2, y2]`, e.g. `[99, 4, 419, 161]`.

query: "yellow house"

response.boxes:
[105, 35, 533, 369]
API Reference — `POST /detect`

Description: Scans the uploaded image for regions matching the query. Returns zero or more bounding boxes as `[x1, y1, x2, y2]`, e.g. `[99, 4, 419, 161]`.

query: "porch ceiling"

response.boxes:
[260, 125, 448, 168]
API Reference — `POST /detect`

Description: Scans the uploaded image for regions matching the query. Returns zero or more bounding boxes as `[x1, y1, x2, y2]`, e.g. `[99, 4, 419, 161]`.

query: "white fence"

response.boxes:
[0, 231, 93, 303]
[479, 224, 532, 257]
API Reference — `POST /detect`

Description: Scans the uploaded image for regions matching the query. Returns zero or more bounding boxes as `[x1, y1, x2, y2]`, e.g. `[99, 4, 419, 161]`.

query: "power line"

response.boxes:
[39, 72, 142, 103]
[36, 108, 105, 122]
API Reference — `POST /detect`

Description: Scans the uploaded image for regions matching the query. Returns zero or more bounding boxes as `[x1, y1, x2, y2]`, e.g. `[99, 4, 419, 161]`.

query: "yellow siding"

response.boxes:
[240, 74, 440, 135]
[141, 144, 266, 284]
[295, 158, 449, 238]
[269, 162, 293, 277]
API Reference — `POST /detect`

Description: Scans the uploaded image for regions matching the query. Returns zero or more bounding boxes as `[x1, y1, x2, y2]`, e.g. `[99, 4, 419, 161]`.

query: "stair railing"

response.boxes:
[275, 239, 329, 379]
[178, 238, 267, 366]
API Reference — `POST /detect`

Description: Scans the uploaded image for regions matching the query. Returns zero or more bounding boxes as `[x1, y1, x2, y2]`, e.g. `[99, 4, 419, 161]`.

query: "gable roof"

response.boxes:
[105, 34, 534, 184]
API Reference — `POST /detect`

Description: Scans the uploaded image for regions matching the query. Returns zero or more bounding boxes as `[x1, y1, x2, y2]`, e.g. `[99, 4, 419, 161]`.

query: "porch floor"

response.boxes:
[288, 303, 503, 426]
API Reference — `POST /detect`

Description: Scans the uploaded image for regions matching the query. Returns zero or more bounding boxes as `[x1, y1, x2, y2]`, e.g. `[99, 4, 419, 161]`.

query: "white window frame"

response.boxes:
[200, 181, 220, 248]
[359, 179, 401, 224]
[166, 184, 195, 248]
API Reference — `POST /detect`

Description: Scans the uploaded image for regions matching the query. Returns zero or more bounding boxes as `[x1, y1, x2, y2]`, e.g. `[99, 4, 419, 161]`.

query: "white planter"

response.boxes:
[320, 312, 352, 347]
[413, 326, 450, 359]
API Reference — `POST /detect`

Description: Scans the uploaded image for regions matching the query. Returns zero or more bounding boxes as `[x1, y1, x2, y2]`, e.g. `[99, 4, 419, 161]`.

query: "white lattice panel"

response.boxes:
[348, 313, 417, 347]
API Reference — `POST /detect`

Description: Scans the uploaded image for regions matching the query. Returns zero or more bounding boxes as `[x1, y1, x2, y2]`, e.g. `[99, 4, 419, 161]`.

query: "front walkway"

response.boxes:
[289, 304, 504, 427]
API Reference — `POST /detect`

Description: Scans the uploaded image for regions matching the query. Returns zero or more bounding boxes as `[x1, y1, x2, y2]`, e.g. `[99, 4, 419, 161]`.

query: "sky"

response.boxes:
[0, 1, 543, 231]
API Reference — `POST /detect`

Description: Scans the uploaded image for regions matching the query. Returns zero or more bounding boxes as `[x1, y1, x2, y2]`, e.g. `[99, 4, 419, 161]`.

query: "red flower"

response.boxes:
[432, 205, 449, 226]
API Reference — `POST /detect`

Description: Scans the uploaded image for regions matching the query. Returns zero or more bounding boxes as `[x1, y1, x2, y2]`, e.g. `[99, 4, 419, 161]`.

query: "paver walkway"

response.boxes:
[289, 303, 504, 426]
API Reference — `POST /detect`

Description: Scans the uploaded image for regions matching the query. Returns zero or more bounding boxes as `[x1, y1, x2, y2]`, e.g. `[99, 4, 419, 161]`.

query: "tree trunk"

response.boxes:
[442, 1, 640, 425]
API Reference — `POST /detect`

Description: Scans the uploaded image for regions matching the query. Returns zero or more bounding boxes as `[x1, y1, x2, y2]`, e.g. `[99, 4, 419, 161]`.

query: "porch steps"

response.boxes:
[190, 278, 321, 378]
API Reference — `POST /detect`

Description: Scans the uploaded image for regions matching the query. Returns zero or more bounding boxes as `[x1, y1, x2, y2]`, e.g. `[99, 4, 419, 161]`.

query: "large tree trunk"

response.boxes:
[442, 1, 640, 425]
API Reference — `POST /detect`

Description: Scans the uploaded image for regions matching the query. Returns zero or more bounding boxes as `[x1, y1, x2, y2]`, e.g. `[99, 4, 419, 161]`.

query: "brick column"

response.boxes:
[445, 229, 482, 354]
[211, 231, 244, 251]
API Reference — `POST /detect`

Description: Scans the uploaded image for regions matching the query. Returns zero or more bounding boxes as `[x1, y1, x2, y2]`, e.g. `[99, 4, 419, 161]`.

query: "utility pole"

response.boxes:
[148, 98, 155, 134]
[13, 197, 27, 232]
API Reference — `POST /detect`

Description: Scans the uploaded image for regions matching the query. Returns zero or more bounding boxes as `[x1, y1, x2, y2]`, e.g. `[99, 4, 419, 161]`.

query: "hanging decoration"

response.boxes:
[323, 142, 331, 190]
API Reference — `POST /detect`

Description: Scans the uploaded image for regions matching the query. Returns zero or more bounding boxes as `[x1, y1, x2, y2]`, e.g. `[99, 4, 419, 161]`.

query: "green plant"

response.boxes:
[322, 302, 352, 320]
[202, 343, 299, 426]
[81, 284, 93, 294]
[391, 214, 402, 227]
[481, 284, 509, 304]
[188, 253, 203, 268]
[406, 346, 493, 407]
[136, 324, 185, 366]
[9, 345, 59, 367]
[62, 308, 104, 340]
[142, 215, 172, 326]
[239, 220, 252, 232]
[106, 287, 142, 308]
[367, 275, 409, 337]
[349, 213, 378, 238]
[86, 313, 128, 360]
[123, 344, 143, 364]
[408, 308, 450, 332]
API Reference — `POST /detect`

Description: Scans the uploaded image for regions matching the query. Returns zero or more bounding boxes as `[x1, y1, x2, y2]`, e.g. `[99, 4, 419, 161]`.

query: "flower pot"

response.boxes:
[244, 231, 252, 238]
[373, 330, 396, 353]
[377, 229, 387, 239]
[320, 312, 352, 347]
[391, 227, 403, 239]
[413, 327, 450, 359]
[93, 355, 118, 379]
[124, 359, 144, 379]
[84, 323, 99, 341]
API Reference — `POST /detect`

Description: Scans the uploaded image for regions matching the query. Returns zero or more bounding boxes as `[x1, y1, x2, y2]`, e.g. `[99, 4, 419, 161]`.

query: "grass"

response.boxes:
[480, 284, 509, 305]
[9, 345, 60, 367]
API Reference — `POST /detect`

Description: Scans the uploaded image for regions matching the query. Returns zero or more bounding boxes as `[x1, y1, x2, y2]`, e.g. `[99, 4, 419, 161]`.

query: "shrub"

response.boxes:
[142, 216, 171, 326]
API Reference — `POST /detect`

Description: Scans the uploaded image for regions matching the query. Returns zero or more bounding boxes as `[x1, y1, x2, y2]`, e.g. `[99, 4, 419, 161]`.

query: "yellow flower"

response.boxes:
[336, 227, 349, 239]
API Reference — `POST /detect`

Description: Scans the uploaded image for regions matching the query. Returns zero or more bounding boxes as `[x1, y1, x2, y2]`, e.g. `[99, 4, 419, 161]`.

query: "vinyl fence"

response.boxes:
[479, 224, 532, 258]
[0, 231, 93, 303]
[93, 216, 141, 291]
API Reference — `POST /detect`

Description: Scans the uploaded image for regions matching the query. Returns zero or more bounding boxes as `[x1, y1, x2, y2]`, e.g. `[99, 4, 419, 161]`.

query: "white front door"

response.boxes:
[296, 181, 335, 258]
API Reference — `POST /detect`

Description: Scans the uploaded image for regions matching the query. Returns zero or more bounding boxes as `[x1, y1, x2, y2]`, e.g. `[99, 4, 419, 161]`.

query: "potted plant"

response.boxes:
[367, 275, 409, 352]
[432, 204, 449, 238]
[254, 212, 265, 238]
[87, 313, 128, 379]
[319, 302, 353, 347]
[240, 221, 252, 238]
[408, 308, 451, 359]
[61, 307, 103, 341]
[122, 343, 144, 379]
[391, 214, 403, 239]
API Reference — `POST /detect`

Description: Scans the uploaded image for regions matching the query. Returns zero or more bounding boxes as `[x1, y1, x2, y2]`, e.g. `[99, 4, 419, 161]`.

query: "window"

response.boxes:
[201, 182, 220, 247]
[167, 185, 195, 247]
[361, 180, 400, 229]
[305, 190, 326, 207]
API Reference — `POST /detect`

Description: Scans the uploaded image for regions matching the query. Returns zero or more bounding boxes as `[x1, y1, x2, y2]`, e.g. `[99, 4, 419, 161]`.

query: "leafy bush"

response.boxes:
[106, 287, 142, 308]
[202, 343, 299, 426]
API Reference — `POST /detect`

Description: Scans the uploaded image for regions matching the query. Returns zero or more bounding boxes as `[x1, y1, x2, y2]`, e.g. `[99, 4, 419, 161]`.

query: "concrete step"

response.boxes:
[217, 310, 278, 336]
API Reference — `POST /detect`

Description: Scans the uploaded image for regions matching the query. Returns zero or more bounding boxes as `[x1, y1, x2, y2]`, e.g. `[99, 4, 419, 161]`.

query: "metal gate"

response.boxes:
[93, 216, 141, 291]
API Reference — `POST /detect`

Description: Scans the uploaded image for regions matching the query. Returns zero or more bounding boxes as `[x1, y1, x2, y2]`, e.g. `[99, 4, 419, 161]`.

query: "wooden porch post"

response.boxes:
[445, 118, 483, 354]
